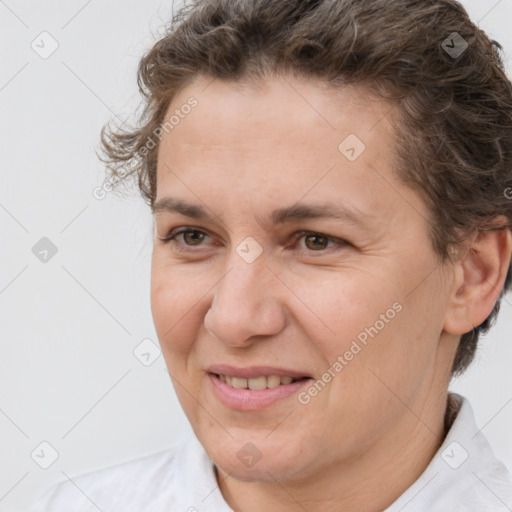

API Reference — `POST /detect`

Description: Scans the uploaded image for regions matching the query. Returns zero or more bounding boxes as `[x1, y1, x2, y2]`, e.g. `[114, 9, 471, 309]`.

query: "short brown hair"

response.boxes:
[100, 0, 512, 375]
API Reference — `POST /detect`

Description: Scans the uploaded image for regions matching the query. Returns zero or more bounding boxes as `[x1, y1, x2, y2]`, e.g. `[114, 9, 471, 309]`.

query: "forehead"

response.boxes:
[154, 74, 427, 229]
[160, 74, 395, 155]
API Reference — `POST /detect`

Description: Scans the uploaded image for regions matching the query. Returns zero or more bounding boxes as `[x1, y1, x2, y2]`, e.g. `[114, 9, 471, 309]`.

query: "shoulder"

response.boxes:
[28, 441, 189, 512]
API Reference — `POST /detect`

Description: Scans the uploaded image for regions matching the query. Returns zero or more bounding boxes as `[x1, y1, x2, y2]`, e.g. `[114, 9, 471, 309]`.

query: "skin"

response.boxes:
[150, 74, 512, 512]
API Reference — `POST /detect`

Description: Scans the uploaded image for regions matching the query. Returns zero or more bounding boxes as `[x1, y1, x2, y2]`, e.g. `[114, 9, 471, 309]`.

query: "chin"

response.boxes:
[215, 454, 301, 483]
[204, 435, 311, 483]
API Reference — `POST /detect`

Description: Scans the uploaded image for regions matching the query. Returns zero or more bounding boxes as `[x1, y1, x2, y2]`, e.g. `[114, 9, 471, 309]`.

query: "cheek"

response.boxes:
[296, 267, 437, 397]
[290, 270, 401, 356]
[326, 288, 444, 418]
[150, 261, 205, 358]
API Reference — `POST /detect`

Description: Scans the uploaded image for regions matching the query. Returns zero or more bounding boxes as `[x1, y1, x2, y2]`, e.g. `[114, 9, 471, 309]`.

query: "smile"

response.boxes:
[215, 374, 307, 390]
[208, 372, 313, 410]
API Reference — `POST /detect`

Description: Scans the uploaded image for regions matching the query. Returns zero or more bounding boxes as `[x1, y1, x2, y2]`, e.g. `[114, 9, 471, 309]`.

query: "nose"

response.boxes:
[204, 257, 287, 348]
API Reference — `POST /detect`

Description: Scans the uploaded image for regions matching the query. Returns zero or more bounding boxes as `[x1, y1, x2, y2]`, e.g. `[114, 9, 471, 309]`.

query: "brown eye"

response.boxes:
[160, 228, 211, 248]
[304, 234, 329, 250]
[293, 230, 349, 254]
[182, 230, 206, 245]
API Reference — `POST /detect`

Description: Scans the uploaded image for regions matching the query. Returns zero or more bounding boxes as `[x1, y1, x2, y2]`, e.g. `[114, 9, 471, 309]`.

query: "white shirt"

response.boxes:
[29, 393, 512, 512]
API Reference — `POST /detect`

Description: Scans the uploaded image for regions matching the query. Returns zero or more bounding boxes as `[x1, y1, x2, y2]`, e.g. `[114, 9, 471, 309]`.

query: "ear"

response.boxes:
[444, 220, 512, 336]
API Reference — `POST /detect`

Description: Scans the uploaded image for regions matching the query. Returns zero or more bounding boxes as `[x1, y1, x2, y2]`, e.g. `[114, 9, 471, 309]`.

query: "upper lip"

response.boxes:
[207, 364, 312, 379]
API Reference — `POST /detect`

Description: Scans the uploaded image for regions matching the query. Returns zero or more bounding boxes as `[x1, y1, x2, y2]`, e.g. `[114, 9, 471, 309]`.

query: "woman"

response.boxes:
[30, 0, 512, 510]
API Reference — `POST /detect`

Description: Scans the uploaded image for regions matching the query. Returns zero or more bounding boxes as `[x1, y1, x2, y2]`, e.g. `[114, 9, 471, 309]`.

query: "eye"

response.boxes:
[158, 227, 349, 255]
[294, 231, 348, 253]
[159, 228, 211, 248]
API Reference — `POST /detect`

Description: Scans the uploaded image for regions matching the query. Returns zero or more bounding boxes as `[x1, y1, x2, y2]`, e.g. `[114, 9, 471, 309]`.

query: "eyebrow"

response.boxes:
[152, 197, 370, 227]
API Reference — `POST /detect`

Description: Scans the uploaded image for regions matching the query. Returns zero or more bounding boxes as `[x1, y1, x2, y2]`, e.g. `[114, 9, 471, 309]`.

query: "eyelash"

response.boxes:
[158, 227, 349, 254]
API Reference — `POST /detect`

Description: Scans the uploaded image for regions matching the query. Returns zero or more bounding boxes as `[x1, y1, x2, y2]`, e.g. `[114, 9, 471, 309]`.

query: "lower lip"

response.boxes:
[208, 373, 312, 410]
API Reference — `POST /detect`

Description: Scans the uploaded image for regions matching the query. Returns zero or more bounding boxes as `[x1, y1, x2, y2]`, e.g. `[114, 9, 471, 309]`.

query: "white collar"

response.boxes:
[385, 393, 512, 511]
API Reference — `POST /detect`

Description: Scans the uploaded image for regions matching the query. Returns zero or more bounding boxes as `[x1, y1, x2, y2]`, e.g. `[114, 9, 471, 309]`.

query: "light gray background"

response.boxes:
[1, 1, 511, 510]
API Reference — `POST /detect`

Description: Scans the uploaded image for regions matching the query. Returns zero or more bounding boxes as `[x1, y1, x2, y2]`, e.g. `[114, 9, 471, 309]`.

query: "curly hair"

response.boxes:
[99, 0, 512, 376]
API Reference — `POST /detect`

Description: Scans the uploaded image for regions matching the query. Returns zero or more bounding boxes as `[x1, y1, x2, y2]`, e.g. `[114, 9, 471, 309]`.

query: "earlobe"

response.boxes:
[443, 222, 512, 336]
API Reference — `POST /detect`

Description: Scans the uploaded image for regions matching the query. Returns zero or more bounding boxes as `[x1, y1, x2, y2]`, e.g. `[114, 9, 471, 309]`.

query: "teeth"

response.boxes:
[217, 374, 302, 389]
[231, 377, 247, 389]
[248, 376, 267, 390]
[266, 375, 281, 388]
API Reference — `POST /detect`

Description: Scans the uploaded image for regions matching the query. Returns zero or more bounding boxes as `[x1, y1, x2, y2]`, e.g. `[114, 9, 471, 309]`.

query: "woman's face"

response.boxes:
[150, 75, 457, 483]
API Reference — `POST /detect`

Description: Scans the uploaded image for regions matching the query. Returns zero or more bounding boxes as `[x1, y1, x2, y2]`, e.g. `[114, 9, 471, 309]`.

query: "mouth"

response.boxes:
[211, 373, 310, 390]
[207, 367, 313, 410]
